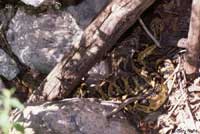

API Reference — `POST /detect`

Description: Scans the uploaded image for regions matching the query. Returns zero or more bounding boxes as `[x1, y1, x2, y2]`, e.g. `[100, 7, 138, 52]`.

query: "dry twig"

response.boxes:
[138, 18, 161, 48]
[106, 97, 137, 118]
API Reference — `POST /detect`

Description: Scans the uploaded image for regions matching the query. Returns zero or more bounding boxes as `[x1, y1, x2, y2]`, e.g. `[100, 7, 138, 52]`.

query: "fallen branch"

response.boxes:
[28, 0, 156, 103]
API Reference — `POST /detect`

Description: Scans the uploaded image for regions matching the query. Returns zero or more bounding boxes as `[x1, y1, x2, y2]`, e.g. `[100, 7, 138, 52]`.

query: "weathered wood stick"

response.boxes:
[177, 0, 200, 74]
[28, 0, 156, 103]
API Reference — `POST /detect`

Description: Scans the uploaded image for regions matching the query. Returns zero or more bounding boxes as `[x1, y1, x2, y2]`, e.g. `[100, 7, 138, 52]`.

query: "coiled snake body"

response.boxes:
[76, 45, 173, 113]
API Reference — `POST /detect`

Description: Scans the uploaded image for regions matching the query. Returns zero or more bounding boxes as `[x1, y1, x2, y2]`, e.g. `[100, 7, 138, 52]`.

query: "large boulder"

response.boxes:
[11, 98, 138, 134]
[6, 0, 109, 74]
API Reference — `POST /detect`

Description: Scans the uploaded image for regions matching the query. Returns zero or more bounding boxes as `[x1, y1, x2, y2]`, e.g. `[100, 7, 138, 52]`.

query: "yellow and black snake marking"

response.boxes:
[75, 44, 174, 113]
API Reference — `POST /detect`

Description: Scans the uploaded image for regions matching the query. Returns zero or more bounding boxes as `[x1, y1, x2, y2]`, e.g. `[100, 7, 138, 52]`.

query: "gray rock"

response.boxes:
[6, 8, 82, 73]
[20, 0, 45, 7]
[67, 0, 109, 28]
[0, 5, 19, 80]
[10, 98, 137, 134]
[0, 49, 19, 80]
[6, 0, 109, 74]
[20, 0, 56, 7]
[0, 5, 16, 31]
